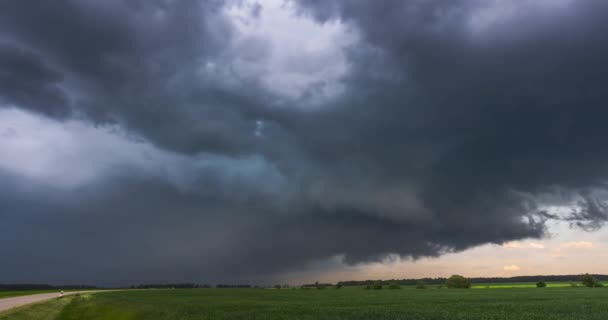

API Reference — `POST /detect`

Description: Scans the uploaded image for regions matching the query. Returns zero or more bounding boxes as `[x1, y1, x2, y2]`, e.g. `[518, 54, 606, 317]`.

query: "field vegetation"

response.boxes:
[2, 283, 608, 320]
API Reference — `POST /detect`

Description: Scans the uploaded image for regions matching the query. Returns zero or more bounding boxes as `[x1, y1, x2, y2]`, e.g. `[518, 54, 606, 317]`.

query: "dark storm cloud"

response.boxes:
[2, 0, 608, 285]
[0, 0, 277, 155]
[0, 44, 69, 117]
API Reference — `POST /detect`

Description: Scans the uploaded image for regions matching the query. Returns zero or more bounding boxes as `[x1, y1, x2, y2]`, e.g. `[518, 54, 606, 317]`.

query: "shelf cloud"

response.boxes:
[1, 0, 608, 285]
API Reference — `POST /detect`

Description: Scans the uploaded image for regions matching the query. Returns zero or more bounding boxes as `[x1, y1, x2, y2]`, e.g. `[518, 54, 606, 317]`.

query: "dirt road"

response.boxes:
[0, 291, 97, 313]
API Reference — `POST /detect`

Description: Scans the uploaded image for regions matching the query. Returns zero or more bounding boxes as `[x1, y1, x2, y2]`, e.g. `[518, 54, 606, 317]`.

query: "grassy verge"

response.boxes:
[55, 293, 136, 320]
[0, 296, 74, 320]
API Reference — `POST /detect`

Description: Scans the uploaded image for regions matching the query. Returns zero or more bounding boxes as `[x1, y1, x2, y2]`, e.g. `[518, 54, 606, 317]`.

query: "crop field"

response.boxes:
[2, 285, 608, 320]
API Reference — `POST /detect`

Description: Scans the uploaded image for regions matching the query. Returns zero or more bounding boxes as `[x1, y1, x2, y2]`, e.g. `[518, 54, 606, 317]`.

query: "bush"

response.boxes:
[570, 281, 578, 287]
[373, 281, 383, 290]
[436, 284, 443, 289]
[581, 273, 604, 288]
[415, 280, 426, 289]
[536, 281, 547, 288]
[446, 275, 471, 289]
[364, 284, 371, 290]
[335, 284, 342, 289]
[388, 281, 401, 289]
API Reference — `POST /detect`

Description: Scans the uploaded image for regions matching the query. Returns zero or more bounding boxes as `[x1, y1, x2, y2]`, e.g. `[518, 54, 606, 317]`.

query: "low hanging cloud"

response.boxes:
[502, 242, 545, 249]
[503, 265, 521, 272]
[560, 241, 594, 249]
[1, 0, 608, 285]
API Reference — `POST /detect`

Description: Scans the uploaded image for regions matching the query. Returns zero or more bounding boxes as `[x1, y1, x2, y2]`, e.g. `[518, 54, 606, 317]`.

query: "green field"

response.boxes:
[2, 285, 608, 320]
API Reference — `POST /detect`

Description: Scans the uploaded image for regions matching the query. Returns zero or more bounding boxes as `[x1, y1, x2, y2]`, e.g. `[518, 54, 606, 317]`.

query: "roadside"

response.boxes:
[0, 295, 75, 320]
[0, 291, 103, 314]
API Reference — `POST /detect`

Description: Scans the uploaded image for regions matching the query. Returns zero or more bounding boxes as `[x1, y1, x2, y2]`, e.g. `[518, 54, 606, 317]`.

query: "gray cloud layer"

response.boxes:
[1, 0, 608, 285]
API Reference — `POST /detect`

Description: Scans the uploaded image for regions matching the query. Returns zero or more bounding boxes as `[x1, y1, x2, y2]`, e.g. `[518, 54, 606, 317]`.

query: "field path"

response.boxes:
[0, 290, 102, 313]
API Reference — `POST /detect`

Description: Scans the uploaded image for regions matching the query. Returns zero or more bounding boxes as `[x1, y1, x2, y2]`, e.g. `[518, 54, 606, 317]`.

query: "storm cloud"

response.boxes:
[1, 0, 608, 285]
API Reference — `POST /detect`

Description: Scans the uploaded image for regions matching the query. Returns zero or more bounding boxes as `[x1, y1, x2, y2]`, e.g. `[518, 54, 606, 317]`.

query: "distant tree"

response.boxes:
[388, 281, 401, 289]
[373, 281, 383, 290]
[415, 280, 426, 289]
[335, 284, 342, 289]
[581, 273, 603, 287]
[274, 284, 281, 289]
[446, 275, 471, 289]
[536, 281, 547, 288]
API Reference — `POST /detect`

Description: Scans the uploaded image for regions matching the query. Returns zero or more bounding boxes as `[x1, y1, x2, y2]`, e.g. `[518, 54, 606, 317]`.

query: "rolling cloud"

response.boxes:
[1, 0, 608, 285]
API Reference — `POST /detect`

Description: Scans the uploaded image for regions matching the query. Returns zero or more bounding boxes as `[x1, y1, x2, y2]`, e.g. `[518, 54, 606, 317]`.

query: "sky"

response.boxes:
[1, 0, 608, 286]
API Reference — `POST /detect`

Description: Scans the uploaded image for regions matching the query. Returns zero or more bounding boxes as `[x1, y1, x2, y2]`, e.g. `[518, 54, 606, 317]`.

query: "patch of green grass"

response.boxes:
[29, 286, 608, 320]
[55, 293, 136, 320]
[0, 296, 74, 320]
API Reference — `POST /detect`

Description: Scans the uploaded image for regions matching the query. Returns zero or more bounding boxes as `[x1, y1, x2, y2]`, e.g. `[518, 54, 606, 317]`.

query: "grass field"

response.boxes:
[2, 285, 608, 320]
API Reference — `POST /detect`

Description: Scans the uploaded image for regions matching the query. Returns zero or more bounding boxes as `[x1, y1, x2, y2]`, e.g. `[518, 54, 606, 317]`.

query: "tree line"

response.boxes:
[0, 284, 97, 291]
[335, 274, 608, 287]
[129, 283, 254, 289]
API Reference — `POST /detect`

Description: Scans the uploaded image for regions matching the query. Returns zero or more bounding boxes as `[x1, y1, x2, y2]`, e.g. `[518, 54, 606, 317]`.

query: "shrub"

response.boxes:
[373, 281, 383, 290]
[446, 275, 471, 289]
[335, 284, 342, 289]
[388, 281, 401, 289]
[274, 284, 281, 289]
[536, 281, 547, 288]
[364, 284, 371, 290]
[436, 284, 443, 289]
[581, 273, 604, 288]
[415, 280, 426, 289]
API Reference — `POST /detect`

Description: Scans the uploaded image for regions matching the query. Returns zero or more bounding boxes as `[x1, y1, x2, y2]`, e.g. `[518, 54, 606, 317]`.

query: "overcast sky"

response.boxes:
[1, 0, 608, 286]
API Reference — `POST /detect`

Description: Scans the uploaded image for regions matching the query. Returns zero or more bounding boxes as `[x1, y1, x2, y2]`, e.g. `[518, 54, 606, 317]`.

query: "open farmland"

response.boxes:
[2, 285, 608, 320]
